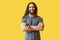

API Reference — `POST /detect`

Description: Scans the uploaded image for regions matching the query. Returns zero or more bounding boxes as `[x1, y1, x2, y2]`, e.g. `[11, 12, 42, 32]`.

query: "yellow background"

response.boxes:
[0, 0, 60, 40]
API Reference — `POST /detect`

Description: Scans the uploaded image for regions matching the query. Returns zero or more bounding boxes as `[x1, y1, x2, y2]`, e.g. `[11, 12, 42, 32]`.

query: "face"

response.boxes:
[29, 4, 35, 14]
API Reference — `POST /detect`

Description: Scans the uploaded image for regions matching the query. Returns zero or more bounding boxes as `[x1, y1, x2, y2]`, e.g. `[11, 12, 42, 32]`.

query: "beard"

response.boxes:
[29, 10, 35, 15]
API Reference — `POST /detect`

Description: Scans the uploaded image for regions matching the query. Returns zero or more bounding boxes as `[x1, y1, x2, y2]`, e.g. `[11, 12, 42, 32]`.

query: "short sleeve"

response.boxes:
[38, 17, 43, 23]
[21, 17, 26, 23]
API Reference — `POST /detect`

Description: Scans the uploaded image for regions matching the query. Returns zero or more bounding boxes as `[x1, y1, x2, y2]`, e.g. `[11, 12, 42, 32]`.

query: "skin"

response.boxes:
[29, 4, 35, 15]
[21, 4, 44, 32]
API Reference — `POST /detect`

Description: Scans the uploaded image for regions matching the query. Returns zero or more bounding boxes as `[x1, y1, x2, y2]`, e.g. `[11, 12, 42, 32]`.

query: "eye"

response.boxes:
[29, 6, 31, 8]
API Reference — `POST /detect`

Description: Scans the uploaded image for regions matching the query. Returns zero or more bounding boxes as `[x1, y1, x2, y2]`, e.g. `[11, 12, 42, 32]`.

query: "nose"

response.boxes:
[30, 7, 34, 10]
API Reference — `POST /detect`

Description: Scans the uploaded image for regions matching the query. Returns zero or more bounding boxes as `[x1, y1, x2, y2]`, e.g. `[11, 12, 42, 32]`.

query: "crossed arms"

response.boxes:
[21, 22, 44, 32]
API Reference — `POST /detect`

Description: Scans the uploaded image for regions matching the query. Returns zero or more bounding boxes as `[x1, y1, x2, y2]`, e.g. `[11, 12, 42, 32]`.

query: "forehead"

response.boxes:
[29, 4, 35, 7]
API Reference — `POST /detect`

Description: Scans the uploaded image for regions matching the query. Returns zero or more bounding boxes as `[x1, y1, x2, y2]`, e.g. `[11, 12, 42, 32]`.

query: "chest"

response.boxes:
[26, 17, 39, 26]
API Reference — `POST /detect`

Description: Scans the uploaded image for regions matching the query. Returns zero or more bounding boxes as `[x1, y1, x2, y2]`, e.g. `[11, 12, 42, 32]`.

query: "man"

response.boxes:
[21, 2, 44, 40]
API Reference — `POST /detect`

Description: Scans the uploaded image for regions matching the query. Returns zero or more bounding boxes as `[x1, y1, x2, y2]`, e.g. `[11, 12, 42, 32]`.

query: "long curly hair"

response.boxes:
[22, 2, 38, 18]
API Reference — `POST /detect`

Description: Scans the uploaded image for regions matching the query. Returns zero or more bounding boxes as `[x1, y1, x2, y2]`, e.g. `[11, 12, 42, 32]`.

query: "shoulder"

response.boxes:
[37, 16, 43, 19]
[21, 16, 28, 23]
[22, 15, 28, 19]
[37, 16, 43, 22]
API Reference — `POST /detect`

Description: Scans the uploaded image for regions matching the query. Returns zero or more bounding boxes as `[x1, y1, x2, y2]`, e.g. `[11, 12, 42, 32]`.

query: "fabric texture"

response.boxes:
[21, 15, 43, 40]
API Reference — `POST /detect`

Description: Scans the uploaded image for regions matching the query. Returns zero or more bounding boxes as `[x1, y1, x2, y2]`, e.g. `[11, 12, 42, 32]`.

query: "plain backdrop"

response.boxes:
[0, 0, 60, 40]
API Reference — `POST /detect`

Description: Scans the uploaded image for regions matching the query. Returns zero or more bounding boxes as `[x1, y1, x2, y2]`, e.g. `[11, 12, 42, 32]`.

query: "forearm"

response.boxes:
[30, 25, 44, 31]
[22, 26, 35, 32]
[30, 26, 39, 31]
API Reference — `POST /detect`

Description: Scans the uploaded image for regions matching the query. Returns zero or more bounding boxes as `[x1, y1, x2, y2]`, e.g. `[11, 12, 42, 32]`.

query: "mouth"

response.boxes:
[30, 10, 34, 12]
[29, 10, 35, 13]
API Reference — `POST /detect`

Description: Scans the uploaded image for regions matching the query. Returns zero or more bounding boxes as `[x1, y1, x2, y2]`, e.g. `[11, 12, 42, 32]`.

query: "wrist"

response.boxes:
[29, 25, 30, 28]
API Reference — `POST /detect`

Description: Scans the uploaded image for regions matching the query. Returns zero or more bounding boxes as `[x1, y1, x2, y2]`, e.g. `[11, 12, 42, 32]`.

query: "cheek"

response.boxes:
[29, 8, 35, 11]
[29, 8, 31, 11]
[33, 8, 35, 11]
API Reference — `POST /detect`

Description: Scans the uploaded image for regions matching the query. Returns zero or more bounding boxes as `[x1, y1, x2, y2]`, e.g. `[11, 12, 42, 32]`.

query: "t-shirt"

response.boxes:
[21, 15, 43, 40]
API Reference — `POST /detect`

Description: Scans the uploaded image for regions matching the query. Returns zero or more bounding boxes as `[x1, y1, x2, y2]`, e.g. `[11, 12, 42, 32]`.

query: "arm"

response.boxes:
[30, 22, 44, 31]
[21, 23, 35, 32]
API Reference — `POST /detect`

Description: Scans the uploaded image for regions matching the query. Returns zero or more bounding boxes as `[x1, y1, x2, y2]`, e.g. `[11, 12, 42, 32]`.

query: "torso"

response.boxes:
[24, 15, 41, 40]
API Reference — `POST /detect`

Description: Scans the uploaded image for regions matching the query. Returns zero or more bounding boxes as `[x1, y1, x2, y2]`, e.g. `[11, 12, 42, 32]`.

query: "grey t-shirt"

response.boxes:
[21, 15, 43, 40]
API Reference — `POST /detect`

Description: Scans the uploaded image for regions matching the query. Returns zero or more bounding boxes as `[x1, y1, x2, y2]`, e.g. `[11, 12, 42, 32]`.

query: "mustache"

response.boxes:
[29, 10, 35, 13]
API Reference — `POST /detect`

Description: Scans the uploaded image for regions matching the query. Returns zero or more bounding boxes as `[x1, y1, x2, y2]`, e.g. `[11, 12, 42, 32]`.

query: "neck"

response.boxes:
[29, 13, 35, 17]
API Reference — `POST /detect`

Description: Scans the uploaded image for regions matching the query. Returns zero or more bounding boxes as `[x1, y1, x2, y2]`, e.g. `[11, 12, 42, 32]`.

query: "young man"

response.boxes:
[21, 2, 44, 40]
